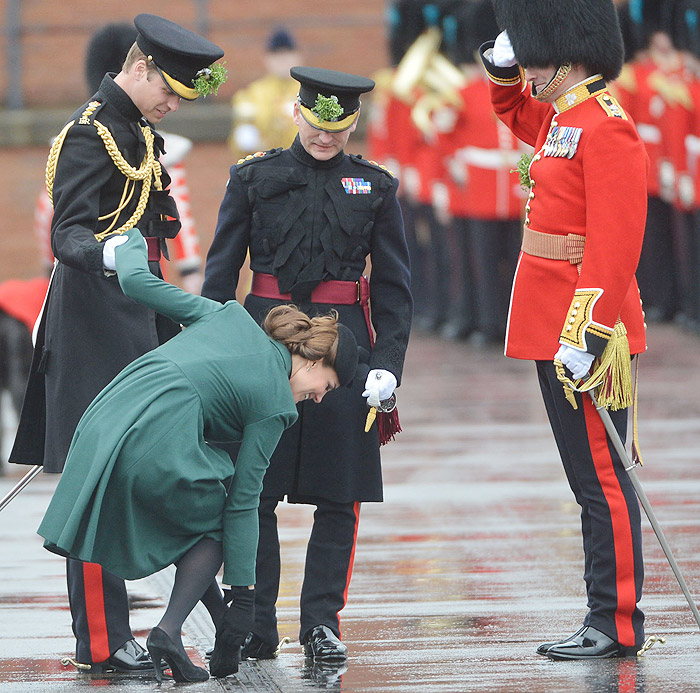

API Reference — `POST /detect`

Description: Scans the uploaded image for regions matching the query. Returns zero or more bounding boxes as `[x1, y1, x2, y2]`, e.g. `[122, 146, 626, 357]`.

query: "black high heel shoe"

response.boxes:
[146, 626, 209, 682]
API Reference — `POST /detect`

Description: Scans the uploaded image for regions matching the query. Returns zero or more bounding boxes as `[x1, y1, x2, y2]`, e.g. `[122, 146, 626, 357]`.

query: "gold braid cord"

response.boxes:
[93, 121, 162, 242]
[44, 118, 162, 241]
[45, 121, 76, 206]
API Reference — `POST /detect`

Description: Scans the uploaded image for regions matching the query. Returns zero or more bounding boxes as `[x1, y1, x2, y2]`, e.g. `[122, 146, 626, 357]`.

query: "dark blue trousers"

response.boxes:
[537, 361, 644, 647]
[252, 496, 360, 645]
[66, 558, 132, 663]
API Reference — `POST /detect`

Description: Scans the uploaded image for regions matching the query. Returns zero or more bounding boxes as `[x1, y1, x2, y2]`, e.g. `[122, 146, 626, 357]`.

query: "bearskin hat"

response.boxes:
[85, 23, 138, 96]
[387, 0, 428, 66]
[626, 0, 681, 51]
[450, 0, 499, 65]
[617, 2, 642, 62]
[670, 0, 700, 56]
[492, 0, 624, 82]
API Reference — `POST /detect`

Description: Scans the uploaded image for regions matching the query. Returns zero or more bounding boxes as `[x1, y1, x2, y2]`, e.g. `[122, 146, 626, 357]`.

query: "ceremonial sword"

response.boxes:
[0, 465, 42, 514]
[590, 391, 700, 634]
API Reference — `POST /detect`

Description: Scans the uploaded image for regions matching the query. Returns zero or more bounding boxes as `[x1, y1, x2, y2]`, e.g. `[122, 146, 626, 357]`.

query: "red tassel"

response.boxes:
[378, 408, 402, 446]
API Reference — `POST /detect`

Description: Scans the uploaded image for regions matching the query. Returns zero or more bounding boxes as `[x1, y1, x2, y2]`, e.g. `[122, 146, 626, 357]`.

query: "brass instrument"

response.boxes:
[391, 26, 466, 140]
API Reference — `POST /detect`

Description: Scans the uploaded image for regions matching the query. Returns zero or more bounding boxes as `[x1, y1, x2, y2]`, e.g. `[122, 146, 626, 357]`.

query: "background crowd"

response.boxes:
[363, 0, 700, 344]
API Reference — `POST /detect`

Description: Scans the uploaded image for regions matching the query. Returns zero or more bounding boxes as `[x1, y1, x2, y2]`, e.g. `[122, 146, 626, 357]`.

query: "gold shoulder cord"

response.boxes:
[45, 121, 75, 207]
[45, 118, 163, 242]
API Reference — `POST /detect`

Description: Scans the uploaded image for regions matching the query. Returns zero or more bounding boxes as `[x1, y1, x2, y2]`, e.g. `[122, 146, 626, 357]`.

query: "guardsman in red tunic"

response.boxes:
[388, 4, 465, 335]
[437, 0, 529, 343]
[612, 3, 682, 322]
[482, 0, 648, 659]
[367, 3, 434, 332]
[678, 1, 700, 327]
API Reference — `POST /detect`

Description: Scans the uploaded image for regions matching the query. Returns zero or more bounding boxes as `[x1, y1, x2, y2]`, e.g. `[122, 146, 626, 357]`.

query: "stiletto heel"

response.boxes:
[146, 626, 209, 682]
[148, 645, 164, 683]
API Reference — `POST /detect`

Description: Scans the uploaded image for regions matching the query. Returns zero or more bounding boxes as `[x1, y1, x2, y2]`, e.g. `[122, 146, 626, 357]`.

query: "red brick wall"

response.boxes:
[0, 0, 391, 108]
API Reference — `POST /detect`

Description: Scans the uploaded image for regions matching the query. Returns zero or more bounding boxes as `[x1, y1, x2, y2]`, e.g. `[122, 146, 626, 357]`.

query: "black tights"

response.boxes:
[155, 538, 225, 646]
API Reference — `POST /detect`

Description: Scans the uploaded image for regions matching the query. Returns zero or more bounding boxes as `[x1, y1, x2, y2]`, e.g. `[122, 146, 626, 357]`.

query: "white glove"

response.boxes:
[363, 369, 397, 408]
[492, 31, 517, 68]
[555, 345, 595, 380]
[102, 235, 129, 271]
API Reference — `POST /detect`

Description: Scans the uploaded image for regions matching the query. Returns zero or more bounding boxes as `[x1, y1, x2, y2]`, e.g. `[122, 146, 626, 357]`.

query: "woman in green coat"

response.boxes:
[38, 228, 362, 682]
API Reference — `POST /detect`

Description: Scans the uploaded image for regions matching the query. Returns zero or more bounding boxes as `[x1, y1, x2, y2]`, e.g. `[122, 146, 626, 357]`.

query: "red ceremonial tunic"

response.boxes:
[483, 66, 648, 360]
[677, 72, 700, 212]
[438, 74, 528, 220]
[612, 60, 670, 200]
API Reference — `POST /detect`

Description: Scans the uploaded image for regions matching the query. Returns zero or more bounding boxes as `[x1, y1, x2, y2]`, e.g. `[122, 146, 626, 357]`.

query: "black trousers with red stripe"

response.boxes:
[66, 558, 133, 663]
[537, 361, 645, 648]
[252, 496, 360, 645]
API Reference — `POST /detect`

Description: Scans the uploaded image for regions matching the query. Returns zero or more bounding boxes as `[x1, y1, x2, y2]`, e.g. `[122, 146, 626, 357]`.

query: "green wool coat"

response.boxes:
[38, 230, 298, 586]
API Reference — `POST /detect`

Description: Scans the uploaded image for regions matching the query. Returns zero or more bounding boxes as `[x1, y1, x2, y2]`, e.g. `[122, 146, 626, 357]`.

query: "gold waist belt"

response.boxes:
[521, 226, 585, 265]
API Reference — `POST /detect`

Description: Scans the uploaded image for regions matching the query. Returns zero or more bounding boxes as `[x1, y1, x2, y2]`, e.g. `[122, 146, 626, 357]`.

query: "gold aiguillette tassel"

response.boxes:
[364, 406, 377, 432]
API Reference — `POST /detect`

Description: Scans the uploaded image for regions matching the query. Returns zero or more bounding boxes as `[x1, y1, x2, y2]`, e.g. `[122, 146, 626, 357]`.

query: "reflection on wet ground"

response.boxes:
[2, 326, 700, 691]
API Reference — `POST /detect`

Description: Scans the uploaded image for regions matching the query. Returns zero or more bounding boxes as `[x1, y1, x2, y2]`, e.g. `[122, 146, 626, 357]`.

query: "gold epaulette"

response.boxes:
[350, 154, 395, 177]
[78, 100, 102, 125]
[596, 93, 627, 120]
[237, 150, 268, 165]
[236, 148, 282, 166]
[368, 160, 395, 177]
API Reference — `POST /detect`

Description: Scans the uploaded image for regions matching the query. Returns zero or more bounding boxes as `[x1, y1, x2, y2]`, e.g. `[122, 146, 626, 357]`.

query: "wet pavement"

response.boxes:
[2, 324, 700, 692]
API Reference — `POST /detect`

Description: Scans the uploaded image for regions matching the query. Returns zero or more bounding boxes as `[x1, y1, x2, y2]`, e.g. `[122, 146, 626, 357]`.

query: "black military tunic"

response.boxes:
[10, 74, 181, 474]
[202, 135, 412, 503]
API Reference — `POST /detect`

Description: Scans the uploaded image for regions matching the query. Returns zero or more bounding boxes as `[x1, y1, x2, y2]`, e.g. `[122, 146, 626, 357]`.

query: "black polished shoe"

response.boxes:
[106, 638, 154, 672]
[241, 632, 278, 660]
[146, 627, 209, 682]
[536, 626, 586, 656]
[302, 659, 349, 687]
[545, 626, 633, 660]
[302, 625, 348, 662]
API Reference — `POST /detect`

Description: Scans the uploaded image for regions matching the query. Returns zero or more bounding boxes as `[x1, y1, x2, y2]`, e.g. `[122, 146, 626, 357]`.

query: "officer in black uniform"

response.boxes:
[10, 14, 225, 673]
[202, 66, 412, 662]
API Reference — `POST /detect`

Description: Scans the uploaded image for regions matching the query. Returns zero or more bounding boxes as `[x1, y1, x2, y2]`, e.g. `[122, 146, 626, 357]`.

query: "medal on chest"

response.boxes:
[543, 121, 583, 159]
[341, 177, 372, 194]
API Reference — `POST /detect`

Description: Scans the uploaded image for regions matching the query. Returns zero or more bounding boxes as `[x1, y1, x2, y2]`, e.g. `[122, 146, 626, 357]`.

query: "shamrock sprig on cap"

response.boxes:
[312, 94, 344, 121]
[193, 62, 228, 97]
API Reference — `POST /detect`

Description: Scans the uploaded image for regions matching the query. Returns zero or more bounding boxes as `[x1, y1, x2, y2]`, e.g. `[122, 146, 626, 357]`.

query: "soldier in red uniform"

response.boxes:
[482, 0, 648, 659]
[613, 2, 682, 323]
[437, 0, 528, 344]
[384, 3, 458, 334]
[670, 0, 700, 328]
[678, 0, 700, 331]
